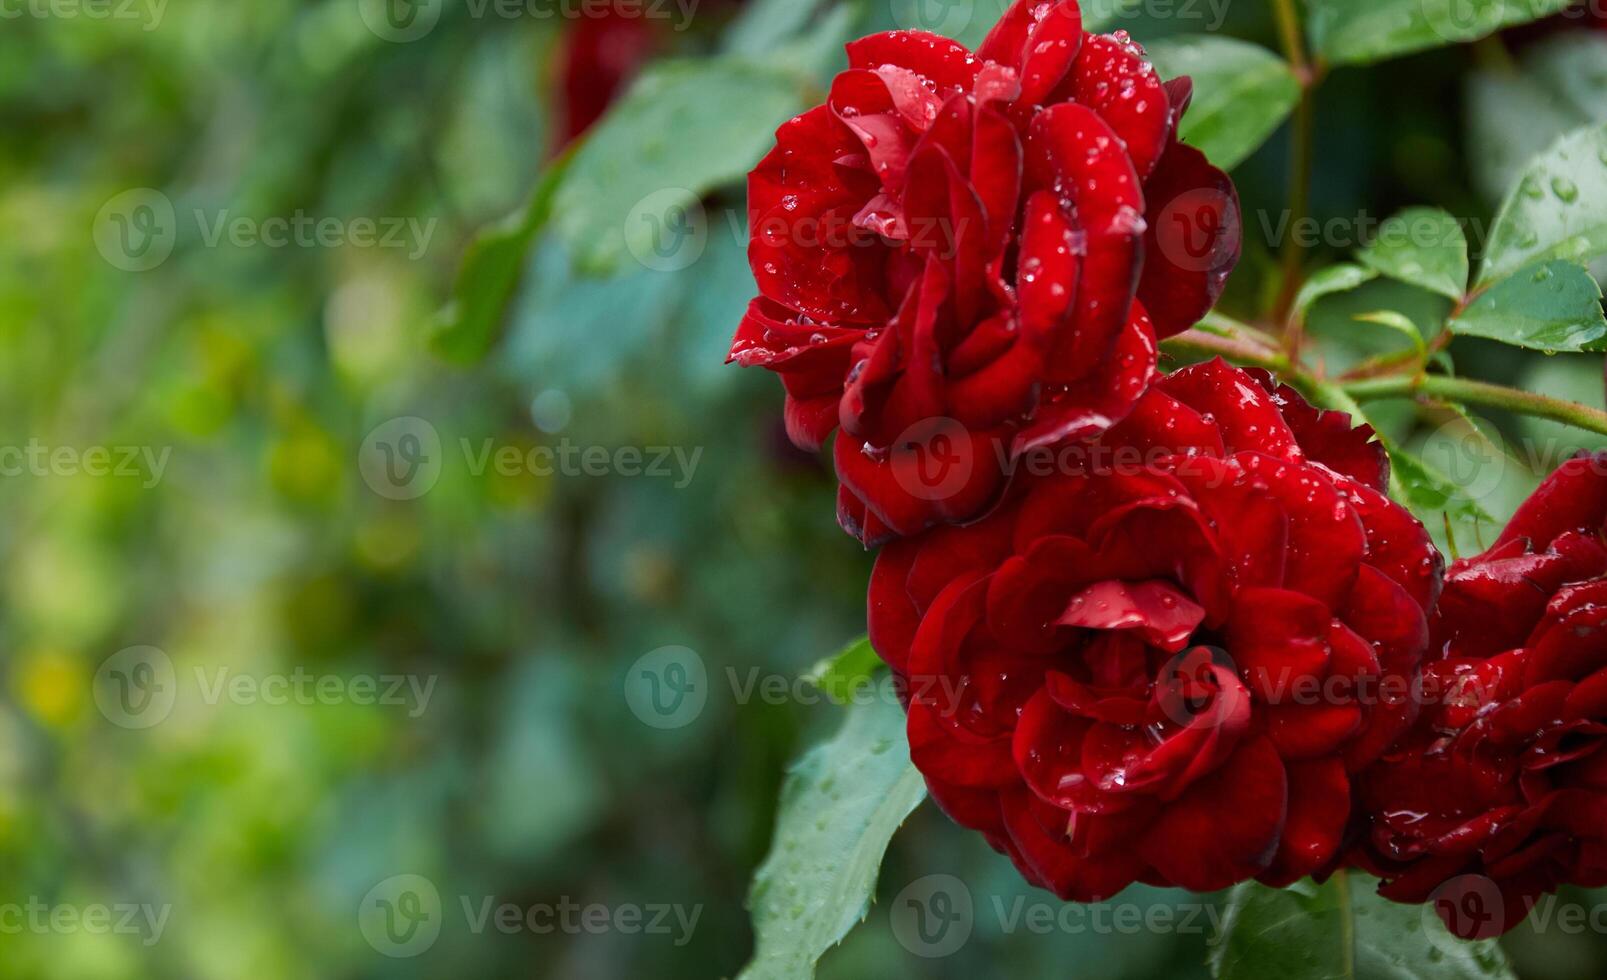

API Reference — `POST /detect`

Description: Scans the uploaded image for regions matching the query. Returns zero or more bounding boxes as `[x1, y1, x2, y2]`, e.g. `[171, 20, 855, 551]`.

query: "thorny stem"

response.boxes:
[1162, 329, 1607, 439]
[1162, 327, 1289, 373]
[1343, 374, 1607, 439]
[1162, 1, 1607, 443]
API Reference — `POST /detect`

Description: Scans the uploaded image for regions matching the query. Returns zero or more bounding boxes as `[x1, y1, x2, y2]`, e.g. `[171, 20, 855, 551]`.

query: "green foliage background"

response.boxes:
[3, 0, 1607, 977]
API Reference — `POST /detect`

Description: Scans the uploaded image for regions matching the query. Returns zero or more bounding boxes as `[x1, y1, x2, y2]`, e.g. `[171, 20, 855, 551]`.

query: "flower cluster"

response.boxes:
[869, 363, 1440, 897]
[1355, 454, 1607, 938]
[728, 0, 1605, 943]
[728, 0, 1238, 545]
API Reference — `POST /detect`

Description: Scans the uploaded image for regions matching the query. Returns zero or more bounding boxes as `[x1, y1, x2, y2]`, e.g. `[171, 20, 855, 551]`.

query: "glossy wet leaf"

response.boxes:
[1383, 434, 1497, 525]
[1355, 310, 1427, 351]
[1357, 208, 1469, 300]
[738, 696, 926, 980]
[801, 635, 885, 706]
[432, 154, 572, 364]
[725, 0, 833, 56]
[1451, 260, 1607, 352]
[727, 0, 856, 79]
[1306, 0, 1573, 66]
[1147, 36, 1301, 171]
[1294, 264, 1380, 324]
[1479, 121, 1607, 286]
[553, 57, 808, 277]
[1211, 874, 1516, 980]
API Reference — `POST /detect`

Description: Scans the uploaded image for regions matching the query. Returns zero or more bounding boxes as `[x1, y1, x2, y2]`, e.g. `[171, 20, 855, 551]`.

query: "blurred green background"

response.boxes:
[4, 0, 1607, 977]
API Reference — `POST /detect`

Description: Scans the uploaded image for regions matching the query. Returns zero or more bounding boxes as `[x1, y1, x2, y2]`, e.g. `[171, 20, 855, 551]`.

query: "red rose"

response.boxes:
[867, 360, 1439, 898]
[729, 0, 1240, 546]
[552, 1, 658, 151]
[1356, 454, 1607, 938]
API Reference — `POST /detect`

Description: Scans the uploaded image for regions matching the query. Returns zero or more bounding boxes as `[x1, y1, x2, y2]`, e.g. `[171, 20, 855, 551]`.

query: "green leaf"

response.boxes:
[1306, 0, 1574, 66]
[1467, 69, 1590, 206]
[726, 0, 856, 80]
[1357, 208, 1470, 300]
[1479, 121, 1607, 286]
[1354, 311, 1427, 352]
[552, 57, 809, 277]
[1210, 873, 1516, 980]
[724, 0, 832, 56]
[801, 635, 885, 706]
[1450, 260, 1607, 352]
[1145, 37, 1301, 171]
[1294, 264, 1379, 324]
[1383, 433, 1496, 525]
[1525, 33, 1607, 125]
[1465, 34, 1607, 205]
[738, 697, 926, 980]
[431, 154, 572, 365]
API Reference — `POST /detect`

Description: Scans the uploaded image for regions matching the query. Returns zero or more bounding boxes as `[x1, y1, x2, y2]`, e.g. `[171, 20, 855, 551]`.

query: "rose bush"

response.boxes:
[866, 360, 1441, 898]
[728, 0, 1240, 546]
[1356, 454, 1607, 938]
